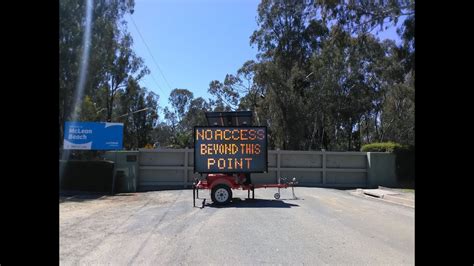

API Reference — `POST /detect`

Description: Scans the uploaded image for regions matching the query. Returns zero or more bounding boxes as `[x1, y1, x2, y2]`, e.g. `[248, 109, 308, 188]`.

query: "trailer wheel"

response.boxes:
[211, 184, 232, 205]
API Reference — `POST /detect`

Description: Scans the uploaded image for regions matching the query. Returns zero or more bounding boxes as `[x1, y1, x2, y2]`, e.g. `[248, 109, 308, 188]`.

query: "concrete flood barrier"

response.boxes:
[103, 149, 400, 192]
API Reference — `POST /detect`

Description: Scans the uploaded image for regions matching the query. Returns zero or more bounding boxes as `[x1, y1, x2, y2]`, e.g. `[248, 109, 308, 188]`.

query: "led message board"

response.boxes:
[194, 126, 267, 173]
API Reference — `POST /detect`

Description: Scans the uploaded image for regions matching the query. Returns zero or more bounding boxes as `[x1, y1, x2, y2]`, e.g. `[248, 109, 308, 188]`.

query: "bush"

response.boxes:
[361, 142, 404, 152]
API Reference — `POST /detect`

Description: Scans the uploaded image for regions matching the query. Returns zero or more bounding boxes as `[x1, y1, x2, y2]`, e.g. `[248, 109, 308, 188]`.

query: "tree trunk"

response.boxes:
[374, 110, 380, 141]
[365, 113, 370, 143]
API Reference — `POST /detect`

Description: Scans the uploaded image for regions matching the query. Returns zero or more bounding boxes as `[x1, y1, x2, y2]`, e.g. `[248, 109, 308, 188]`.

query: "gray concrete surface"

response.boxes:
[361, 189, 402, 199]
[367, 152, 397, 188]
[354, 187, 415, 208]
[60, 187, 414, 265]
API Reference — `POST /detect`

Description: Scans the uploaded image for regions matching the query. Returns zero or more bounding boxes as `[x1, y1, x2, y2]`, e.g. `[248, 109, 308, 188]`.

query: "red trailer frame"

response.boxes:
[192, 173, 297, 206]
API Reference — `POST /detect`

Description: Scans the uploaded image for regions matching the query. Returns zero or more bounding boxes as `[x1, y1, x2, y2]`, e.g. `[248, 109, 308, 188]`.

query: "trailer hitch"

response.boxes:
[278, 177, 298, 200]
[289, 177, 298, 199]
[193, 177, 206, 208]
[193, 182, 196, 207]
[192, 178, 197, 207]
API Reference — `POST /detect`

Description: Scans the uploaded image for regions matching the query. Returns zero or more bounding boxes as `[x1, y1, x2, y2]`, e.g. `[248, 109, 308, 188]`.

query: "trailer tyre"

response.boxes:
[211, 184, 232, 205]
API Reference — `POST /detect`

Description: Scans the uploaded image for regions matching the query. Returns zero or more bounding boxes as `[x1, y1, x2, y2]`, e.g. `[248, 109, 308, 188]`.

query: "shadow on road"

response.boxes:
[204, 198, 300, 208]
[60, 194, 105, 203]
[59, 190, 133, 203]
[59, 191, 139, 203]
[59, 190, 139, 203]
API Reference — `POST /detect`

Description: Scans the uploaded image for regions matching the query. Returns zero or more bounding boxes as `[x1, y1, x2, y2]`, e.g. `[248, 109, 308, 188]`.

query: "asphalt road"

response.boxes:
[60, 187, 414, 265]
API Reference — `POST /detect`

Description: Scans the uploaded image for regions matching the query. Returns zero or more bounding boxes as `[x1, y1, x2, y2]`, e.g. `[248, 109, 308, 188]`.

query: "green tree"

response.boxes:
[250, 0, 317, 149]
[209, 60, 266, 125]
[316, 0, 414, 34]
[151, 122, 174, 148]
[314, 0, 415, 147]
[163, 89, 196, 147]
[60, 0, 152, 151]
[182, 97, 211, 130]
[168, 89, 194, 123]
[99, 32, 149, 122]
[240, 0, 415, 150]
[119, 78, 159, 149]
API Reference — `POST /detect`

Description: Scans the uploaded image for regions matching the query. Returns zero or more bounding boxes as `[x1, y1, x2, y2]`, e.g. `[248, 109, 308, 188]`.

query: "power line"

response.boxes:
[134, 54, 166, 96]
[128, 15, 167, 96]
[129, 14, 174, 94]
[149, 71, 167, 96]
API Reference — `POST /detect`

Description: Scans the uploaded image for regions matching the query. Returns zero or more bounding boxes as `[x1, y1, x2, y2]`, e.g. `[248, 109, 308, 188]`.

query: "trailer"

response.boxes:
[192, 111, 297, 206]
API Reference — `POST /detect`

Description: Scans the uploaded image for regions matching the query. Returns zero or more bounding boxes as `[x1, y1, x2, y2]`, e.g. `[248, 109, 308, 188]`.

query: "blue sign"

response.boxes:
[63, 122, 123, 150]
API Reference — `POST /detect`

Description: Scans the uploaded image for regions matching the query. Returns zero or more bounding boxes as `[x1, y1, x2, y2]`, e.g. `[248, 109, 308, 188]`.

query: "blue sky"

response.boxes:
[125, 0, 404, 112]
